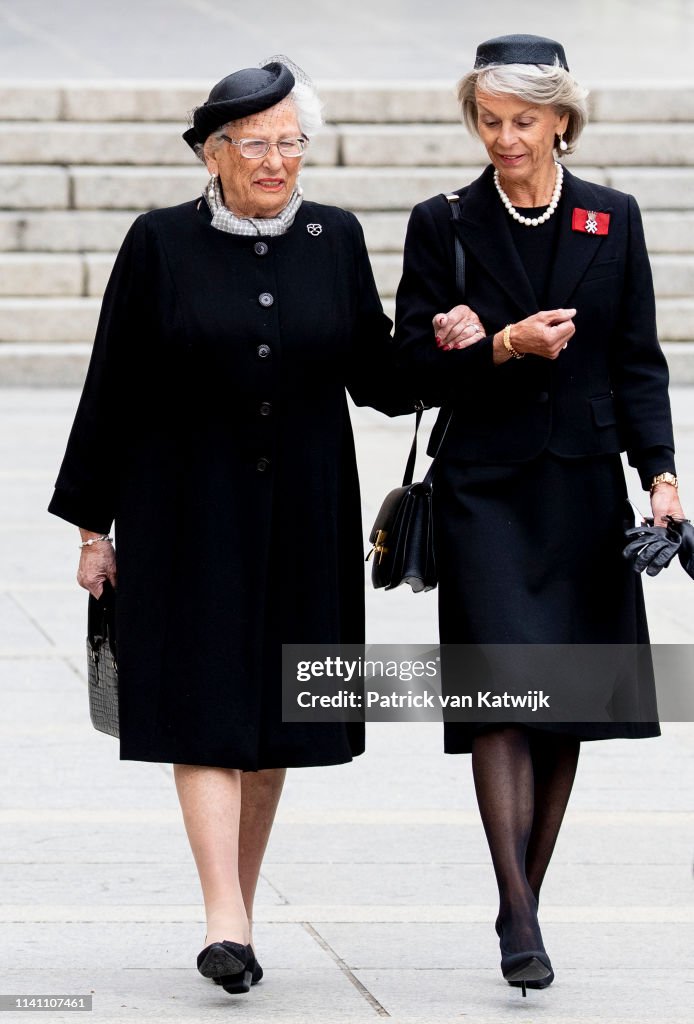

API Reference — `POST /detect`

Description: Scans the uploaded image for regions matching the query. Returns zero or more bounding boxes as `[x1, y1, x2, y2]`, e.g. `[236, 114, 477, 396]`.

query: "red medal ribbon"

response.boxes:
[572, 207, 610, 235]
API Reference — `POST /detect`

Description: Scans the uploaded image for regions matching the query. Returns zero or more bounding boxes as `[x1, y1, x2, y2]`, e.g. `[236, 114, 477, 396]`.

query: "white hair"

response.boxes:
[194, 83, 324, 164]
[457, 61, 589, 154]
[291, 82, 324, 137]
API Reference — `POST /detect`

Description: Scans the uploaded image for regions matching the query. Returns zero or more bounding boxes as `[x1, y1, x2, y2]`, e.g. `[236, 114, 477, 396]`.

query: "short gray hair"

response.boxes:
[457, 62, 589, 154]
[194, 83, 324, 163]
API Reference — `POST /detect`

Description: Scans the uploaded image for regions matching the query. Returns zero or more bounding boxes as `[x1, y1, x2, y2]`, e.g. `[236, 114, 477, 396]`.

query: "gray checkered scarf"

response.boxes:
[203, 175, 303, 236]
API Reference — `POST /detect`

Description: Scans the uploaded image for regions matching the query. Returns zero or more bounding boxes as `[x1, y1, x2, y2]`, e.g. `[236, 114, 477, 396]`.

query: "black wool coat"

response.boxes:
[49, 199, 411, 770]
[394, 165, 675, 487]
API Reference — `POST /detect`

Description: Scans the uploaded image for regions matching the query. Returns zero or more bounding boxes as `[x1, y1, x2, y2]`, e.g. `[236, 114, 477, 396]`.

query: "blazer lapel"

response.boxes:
[455, 166, 538, 318]
[545, 168, 612, 309]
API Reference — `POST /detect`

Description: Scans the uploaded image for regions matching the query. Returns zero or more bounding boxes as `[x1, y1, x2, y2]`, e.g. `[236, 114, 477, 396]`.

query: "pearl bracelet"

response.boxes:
[79, 535, 113, 549]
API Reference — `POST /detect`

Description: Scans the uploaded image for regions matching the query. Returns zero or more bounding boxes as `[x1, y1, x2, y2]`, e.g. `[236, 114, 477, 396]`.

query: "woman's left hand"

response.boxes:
[433, 305, 486, 351]
[650, 483, 685, 526]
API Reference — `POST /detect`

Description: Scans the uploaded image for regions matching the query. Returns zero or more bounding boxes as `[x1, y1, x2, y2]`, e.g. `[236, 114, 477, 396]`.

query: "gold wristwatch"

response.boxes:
[650, 472, 678, 492]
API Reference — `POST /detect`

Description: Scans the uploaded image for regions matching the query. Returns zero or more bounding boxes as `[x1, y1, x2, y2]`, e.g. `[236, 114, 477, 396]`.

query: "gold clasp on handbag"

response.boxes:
[366, 529, 388, 564]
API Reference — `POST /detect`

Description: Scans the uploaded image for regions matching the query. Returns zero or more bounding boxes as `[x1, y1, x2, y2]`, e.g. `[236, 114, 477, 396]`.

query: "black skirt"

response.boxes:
[434, 450, 660, 753]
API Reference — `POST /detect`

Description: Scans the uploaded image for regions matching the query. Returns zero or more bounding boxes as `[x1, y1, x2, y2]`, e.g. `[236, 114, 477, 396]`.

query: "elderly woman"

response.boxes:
[394, 35, 683, 995]
[48, 57, 470, 996]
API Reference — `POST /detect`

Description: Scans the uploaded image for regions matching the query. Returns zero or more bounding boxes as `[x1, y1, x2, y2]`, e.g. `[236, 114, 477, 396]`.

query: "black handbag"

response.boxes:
[367, 406, 451, 591]
[366, 193, 464, 593]
[86, 581, 119, 738]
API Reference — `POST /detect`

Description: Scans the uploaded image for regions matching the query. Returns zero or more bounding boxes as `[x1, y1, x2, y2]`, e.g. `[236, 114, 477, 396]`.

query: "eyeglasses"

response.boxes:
[219, 135, 308, 159]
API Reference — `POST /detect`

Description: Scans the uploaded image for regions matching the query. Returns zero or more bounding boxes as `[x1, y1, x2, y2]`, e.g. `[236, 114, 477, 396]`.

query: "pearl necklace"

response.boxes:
[494, 161, 563, 227]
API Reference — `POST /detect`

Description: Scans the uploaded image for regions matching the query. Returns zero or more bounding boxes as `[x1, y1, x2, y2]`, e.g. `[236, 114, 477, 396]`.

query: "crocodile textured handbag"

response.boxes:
[86, 581, 119, 737]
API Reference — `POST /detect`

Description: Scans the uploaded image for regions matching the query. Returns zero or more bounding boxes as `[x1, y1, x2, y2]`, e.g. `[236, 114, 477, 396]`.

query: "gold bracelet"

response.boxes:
[502, 324, 525, 360]
[650, 472, 678, 493]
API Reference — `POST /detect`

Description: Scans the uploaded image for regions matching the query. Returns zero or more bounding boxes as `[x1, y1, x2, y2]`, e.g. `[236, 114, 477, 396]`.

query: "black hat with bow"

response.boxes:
[183, 61, 295, 151]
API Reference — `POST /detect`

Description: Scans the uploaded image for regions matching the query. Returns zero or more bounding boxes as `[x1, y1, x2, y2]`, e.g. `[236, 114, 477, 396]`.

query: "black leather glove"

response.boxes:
[623, 516, 694, 578]
[665, 517, 694, 580]
[623, 520, 682, 577]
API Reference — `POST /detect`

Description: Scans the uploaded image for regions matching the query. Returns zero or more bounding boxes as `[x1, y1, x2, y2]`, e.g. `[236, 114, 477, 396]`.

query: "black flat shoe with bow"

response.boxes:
[211, 947, 263, 992]
[196, 939, 253, 991]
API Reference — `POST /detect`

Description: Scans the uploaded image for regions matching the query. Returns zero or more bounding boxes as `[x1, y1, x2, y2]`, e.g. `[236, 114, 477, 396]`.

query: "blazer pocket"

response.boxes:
[581, 258, 620, 285]
[590, 394, 617, 427]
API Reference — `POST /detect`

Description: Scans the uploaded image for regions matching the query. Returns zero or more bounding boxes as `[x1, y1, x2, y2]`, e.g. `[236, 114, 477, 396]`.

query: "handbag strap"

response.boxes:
[401, 404, 424, 486]
[444, 192, 466, 296]
[87, 580, 116, 651]
[399, 193, 466, 487]
[401, 402, 456, 487]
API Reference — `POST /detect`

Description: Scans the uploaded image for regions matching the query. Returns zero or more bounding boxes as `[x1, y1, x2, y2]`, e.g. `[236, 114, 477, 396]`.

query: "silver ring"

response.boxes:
[562, 342, 568, 349]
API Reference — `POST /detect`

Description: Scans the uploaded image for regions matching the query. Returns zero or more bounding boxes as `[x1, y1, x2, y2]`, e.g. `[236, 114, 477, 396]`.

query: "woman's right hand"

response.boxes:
[77, 538, 117, 599]
[433, 305, 486, 350]
[503, 308, 577, 360]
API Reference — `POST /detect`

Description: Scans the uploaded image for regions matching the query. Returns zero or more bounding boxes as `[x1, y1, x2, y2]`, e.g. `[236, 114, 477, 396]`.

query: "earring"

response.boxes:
[558, 133, 569, 152]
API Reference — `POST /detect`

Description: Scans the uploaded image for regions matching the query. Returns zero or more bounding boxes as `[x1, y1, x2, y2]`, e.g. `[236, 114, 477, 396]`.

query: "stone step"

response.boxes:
[0, 168, 69, 209]
[0, 254, 84, 296]
[0, 123, 338, 166]
[0, 211, 139, 252]
[0, 342, 93, 386]
[589, 83, 694, 123]
[339, 124, 694, 167]
[657, 298, 694, 340]
[604, 168, 694, 209]
[2, 296, 694, 345]
[0, 298, 101, 343]
[3, 340, 694, 389]
[2, 81, 694, 124]
[643, 212, 694, 252]
[51, 164, 611, 212]
[68, 165, 206, 210]
[4, 121, 694, 169]
[1, 209, 693, 256]
[3, 251, 693, 301]
[651, 255, 694, 297]
[6, 165, 694, 213]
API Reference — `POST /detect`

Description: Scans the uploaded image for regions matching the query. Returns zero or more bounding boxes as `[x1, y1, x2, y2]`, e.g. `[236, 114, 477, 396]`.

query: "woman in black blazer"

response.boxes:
[394, 34, 685, 995]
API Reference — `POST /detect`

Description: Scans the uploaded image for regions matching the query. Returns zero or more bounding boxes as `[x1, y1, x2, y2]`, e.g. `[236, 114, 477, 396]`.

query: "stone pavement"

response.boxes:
[0, 388, 693, 1023]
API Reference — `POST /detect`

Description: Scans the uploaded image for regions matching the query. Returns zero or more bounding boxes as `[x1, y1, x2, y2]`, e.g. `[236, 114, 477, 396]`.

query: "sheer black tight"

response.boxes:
[471, 726, 580, 954]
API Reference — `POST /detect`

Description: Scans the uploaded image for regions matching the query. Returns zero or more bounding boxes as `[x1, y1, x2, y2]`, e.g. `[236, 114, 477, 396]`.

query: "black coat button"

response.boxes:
[258, 292, 274, 307]
[259, 401, 272, 416]
[254, 241, 269, 256]
[537, 391, 549, 403]
[256, 457, 270, 472]
[257, 344, 271, 359]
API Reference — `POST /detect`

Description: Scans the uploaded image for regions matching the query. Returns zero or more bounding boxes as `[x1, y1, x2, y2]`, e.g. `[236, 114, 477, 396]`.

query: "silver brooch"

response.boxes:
[585, 210, 598, 234]
[307, 223, 322, 236]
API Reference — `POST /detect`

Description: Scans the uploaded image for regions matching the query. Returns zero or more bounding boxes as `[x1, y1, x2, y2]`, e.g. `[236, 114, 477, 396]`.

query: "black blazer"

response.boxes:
[394, 165, 675, 488]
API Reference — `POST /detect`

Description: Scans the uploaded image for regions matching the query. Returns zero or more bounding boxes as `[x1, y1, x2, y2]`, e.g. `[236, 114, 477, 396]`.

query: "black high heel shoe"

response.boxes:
[501, 950, 553, 997]
[497, 919, 554, 997]
[197, 940, 253, 993]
